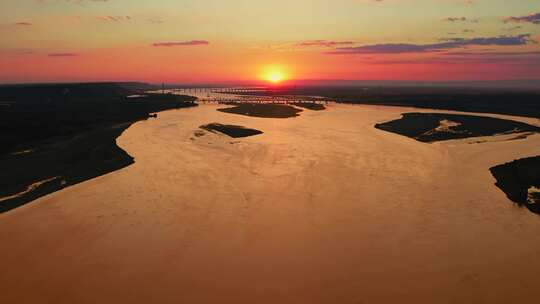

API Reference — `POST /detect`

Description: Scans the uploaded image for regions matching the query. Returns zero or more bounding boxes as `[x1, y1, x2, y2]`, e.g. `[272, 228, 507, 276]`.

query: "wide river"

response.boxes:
[1, 104, 540, 303]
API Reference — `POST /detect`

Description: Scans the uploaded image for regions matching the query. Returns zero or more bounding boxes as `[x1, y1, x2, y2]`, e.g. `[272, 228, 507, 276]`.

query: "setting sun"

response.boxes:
[261, 65, 288, 84]
[266, 71, 285, 83]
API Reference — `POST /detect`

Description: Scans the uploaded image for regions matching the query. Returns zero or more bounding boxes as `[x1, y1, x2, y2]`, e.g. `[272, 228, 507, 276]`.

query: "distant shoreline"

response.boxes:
[229, 87, 540, 119]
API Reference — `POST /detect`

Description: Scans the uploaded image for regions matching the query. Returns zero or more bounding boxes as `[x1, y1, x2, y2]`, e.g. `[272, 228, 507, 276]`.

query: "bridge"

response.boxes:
[154, 87, 334, 105]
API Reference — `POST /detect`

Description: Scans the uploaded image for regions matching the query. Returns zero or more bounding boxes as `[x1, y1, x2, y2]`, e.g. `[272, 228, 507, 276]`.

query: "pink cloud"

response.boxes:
[152, 40, 210, 47]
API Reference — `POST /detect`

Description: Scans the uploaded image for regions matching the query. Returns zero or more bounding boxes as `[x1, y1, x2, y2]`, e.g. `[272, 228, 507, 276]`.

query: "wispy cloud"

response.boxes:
[0, 22, 33, 31]
[296, 40, 355, 48]
[0, 49, 35, 55]
[443, 17, 479, 23]
[442, 51, 540, 56]
[505, 12, 540, 25]
[148, 17, 164, 24]
[444, 17, 466, 22]
[358, 51, 540, 66]
[48, 53, 79, 57]
[152, 40, 210, 47]
[326, 35, 535, 55]
[502, 25, 523, 32]
[97, 16, 131, 22]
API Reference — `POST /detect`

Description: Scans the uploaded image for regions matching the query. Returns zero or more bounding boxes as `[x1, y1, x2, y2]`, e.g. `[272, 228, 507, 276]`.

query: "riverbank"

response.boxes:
[0, 83, 197, 212]
[0, 123, 135, 212]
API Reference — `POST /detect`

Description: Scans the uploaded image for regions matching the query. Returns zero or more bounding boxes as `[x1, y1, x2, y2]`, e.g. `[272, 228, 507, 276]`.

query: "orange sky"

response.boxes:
[1, 0, 539, 83]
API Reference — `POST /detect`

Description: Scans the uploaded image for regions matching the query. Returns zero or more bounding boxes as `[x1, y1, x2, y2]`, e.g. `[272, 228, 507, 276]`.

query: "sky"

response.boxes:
[0, 0, 539, 84]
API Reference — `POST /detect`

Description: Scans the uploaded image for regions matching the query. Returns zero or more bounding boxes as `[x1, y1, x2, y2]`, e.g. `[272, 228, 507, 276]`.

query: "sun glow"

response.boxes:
[266, 71, 285, 83]
[261, 65, 288, 84]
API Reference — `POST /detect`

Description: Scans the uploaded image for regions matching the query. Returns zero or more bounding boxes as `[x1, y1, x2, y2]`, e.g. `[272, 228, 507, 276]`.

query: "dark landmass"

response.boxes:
[0, 124, 134, 213]
[0, 82, 155, 104]
[200, 123, 263, 138]
[218, 104, 302, 118]
[232, 86, 540, 119]
[290, 102, 326, 111]
[0, 82, 197, 213]
[375, 112, 540, 142]
[0, 83, 196, 154]
[490, 156, 540, 214]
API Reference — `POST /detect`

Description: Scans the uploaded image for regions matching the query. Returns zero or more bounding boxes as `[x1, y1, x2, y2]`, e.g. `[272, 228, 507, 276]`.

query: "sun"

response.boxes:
[261, 65, 288, 84]
[266, 71, 285, 83]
